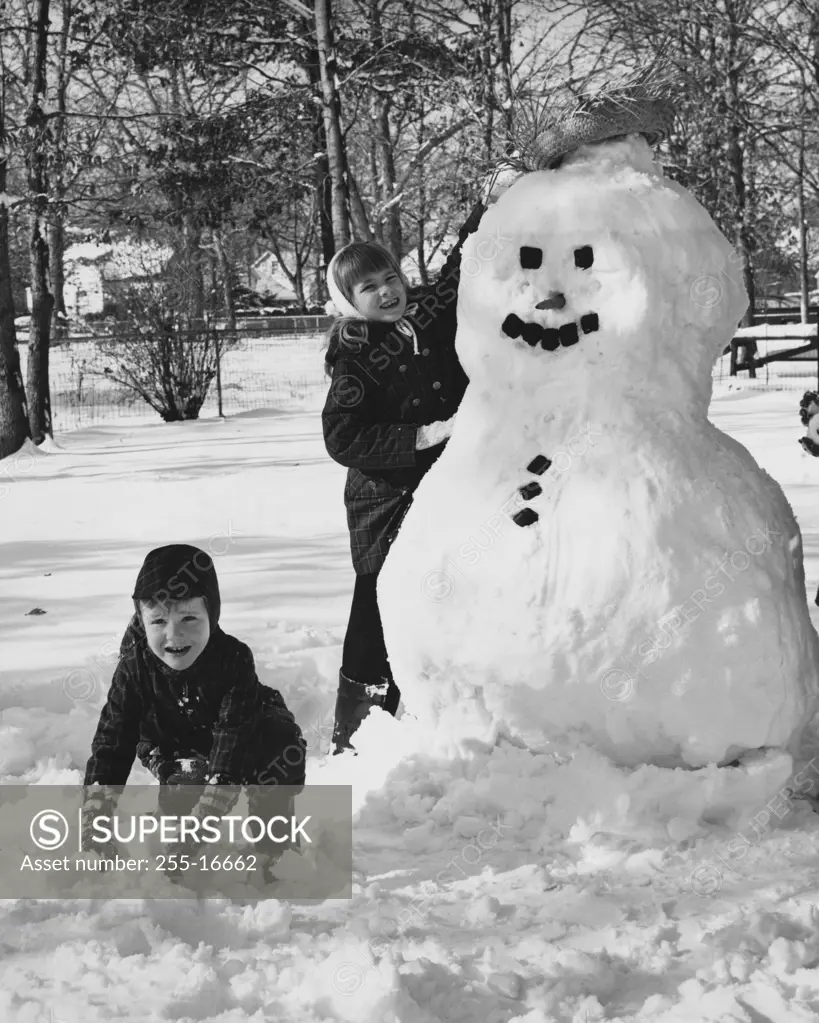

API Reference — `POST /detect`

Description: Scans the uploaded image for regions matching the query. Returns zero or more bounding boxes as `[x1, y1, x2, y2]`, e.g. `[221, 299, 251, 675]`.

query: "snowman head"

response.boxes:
[456, 135, 747, 416]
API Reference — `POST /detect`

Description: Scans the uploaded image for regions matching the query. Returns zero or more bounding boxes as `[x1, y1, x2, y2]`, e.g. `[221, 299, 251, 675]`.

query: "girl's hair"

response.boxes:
[323, 317, 368, 378]
[323, 241, 406, 376]
[331, 241, 403, 309]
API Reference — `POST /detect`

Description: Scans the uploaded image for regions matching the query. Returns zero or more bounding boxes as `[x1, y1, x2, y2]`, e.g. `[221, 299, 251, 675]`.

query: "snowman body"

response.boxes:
[378, 137, 819, 768]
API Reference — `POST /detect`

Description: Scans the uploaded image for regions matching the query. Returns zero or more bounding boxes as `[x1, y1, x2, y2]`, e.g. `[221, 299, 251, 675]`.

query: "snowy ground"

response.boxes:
[3, 376, 819, 1022]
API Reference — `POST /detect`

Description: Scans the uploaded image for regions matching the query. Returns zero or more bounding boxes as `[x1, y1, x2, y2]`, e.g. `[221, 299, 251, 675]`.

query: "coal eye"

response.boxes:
[520, 246, 542, 269]
[574, 246, 593, 269]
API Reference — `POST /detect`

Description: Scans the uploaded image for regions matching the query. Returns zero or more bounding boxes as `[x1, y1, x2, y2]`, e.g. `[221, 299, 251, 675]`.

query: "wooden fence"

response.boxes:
[727, 316, 819, 386]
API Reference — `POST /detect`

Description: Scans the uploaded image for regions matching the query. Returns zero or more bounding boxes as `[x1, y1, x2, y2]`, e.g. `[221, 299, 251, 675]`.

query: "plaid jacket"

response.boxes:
[84, 618, 305, 786]
[323, 202, 485, 575]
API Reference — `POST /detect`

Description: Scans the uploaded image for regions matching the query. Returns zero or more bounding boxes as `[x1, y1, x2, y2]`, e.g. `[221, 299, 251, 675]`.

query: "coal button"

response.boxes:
[521, 322, 542, 346]
[512, 508, 539, 527]
[432, 381, 441, 390]
[526, 454, 552, 475]
[412, 398, 421, 406]
[502, 313, 524, 338]
[399, 364, 408, 372]
[541, 329, 560, 351]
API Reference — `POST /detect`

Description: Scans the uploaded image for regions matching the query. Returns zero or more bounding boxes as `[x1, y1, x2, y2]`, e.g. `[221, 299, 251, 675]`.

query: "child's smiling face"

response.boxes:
[139, 596, 210, 670]
[352, 268, 407, 322]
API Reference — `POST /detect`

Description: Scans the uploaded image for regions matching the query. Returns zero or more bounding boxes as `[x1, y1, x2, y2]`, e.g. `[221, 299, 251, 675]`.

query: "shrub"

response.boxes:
[95, 273, 224, 422]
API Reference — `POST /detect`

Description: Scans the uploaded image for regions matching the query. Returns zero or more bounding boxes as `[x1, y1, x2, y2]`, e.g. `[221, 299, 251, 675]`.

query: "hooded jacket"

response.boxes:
[84, 546, 304, 786]
[322, 202, 485, 574]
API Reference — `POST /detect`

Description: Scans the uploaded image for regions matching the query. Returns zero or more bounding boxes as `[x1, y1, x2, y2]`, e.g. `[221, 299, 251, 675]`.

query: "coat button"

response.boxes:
[432, 381, 441, 390]
[422, 348, 430, 356]
[412, 398, 421, 406]
[399, 364, 408, 373]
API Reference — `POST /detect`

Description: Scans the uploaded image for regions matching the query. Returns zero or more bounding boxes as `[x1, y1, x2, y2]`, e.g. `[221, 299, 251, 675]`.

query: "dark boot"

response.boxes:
[332, 670, 401, 755]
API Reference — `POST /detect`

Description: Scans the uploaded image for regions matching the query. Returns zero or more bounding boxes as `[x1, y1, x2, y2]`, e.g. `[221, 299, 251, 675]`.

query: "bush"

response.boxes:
[95, 274, 225, 422]
[99, 331, 222, 421]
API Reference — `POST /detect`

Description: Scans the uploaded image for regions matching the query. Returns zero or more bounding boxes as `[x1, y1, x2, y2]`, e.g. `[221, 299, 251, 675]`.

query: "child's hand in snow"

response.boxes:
[81, 787, 123, 868]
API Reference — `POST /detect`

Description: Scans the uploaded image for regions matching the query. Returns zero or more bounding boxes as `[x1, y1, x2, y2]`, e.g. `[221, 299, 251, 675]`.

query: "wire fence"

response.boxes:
[14, 322, 819, 436]
[18, 328, 331, 434]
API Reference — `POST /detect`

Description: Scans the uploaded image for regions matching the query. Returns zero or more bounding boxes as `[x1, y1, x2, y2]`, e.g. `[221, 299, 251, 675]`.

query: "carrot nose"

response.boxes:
[536, 292, 566, 311]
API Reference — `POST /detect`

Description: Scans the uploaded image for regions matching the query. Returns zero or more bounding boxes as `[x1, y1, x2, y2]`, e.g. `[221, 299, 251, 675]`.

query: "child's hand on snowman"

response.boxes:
[416, 414, 456, 450]
[798, 391, 819, 456]
[799, 390, 819, 426]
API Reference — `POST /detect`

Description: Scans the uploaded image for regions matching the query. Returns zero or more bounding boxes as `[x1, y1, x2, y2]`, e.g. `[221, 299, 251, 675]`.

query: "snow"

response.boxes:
[2, 379, 819, 1019]
[379, 135, 819, 774]
[735, 324, 817, 340]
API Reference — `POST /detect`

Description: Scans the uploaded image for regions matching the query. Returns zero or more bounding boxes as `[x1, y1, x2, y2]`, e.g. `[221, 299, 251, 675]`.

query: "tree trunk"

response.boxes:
[368, 93, 383, 245]
[48, 218, 65, 334]
[724, 13, 754, 326]
[303, 34, 337, 283]
[49, 0, 71, 338]
[0, 94, 30, 457]
[479, 0, 495, 160]
[26, 0, 54, 443]
[347, 170, 373, 242]
[377, 99, 401, 256]
[293, 262, 306, 311]
[416, 96, 428, 286]
[368, 0, 399, 254]
[495, 0, 515, 145]
[213, 231, 236, 331]
[314, 0, 351, 247]
[182, 212, 205, 327]
[798, 123, 810, 323]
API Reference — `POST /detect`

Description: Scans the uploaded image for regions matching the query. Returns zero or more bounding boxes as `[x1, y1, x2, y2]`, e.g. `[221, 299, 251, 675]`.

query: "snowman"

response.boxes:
[378, 102, 819, 772]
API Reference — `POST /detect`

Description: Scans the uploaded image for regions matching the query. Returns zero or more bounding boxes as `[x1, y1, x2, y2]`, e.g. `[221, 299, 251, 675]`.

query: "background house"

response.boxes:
[247, 251, 298, 303]
[60, 239, 172, 318]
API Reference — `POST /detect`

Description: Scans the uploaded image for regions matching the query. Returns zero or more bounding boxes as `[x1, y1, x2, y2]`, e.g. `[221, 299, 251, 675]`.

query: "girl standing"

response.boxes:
[322, 185, 511, 752]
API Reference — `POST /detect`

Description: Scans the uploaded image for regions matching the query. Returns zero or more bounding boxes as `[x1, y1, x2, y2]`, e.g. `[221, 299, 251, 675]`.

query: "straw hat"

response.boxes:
[514, 68, 676, 171]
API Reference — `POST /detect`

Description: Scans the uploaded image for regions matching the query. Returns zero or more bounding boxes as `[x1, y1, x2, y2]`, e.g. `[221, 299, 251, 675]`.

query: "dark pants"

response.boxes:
[333, 573, 400, 751]
[342, 573, 393, 685]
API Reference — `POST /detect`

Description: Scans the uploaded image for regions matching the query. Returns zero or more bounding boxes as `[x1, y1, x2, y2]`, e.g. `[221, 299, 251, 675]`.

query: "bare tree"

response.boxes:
[0, 51, 29, 457]
[315, 0, 351, 247]
[25, 0, 54, 443]
[47, 0, 72, 336]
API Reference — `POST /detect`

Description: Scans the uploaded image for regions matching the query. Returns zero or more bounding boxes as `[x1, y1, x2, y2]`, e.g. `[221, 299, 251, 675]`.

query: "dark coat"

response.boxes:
[84, 618, 305, 787]
[323, 202, 485, 575]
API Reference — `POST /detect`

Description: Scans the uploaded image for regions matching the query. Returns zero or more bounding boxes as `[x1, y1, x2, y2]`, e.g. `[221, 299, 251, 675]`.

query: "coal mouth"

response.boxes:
[502, 312, 599, 350]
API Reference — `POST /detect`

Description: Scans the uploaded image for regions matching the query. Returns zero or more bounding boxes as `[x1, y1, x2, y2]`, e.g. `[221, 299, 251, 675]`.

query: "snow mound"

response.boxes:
[318, 708, 800, 845]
